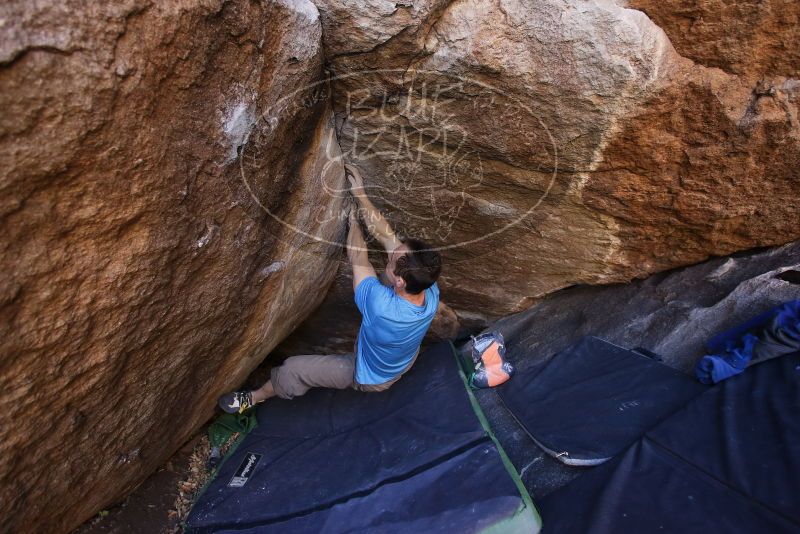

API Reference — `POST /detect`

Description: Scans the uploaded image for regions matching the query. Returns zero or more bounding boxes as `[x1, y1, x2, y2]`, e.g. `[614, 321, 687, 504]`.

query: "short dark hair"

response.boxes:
[395, 238, 442, 294]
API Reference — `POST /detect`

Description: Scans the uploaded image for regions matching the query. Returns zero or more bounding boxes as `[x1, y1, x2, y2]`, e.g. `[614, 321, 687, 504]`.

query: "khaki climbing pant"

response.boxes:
[270, 350, 419, 400]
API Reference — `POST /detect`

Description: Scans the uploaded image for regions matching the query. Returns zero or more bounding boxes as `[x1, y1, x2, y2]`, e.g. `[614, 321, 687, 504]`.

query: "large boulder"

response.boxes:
[0, 0, 344, 531]
[279, 0, 799, 355]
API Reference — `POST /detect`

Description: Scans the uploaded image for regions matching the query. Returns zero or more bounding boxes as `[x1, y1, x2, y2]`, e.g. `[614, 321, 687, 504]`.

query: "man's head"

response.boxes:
[385, 239, 442, 295]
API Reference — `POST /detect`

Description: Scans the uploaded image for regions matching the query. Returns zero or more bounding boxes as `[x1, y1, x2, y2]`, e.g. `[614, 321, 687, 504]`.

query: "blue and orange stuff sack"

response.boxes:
[468, 331, 515, 388]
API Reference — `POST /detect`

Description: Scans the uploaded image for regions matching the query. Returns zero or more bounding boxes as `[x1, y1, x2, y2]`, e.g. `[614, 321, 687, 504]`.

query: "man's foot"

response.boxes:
[218, 391, 254, 414]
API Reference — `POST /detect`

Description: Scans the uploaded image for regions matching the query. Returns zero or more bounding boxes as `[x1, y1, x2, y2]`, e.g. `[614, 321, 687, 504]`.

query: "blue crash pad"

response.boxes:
[496, 336, 706, 465]
[539, 351, 800, 533]
[187, 342, 540, 533]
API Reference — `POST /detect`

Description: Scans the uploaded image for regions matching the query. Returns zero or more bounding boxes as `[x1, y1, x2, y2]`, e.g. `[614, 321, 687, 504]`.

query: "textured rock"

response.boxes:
[279, 0, 800, 356]
[0, 1, 344, 532]
[584, 68, 800, 275]
[627, 0, 800, 78]
[471, 240, 800, 499]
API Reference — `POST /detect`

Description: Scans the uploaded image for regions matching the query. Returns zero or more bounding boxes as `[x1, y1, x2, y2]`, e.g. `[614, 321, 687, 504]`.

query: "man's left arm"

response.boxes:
[347, 209, 377, 291]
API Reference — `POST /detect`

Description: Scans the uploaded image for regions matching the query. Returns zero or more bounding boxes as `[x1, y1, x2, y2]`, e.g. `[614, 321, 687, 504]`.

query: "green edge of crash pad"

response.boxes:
[208, 411, 259, 448]
[448, 341, 543, 534]
[455, 345, 486, 391]
[181, 421, 251, 531]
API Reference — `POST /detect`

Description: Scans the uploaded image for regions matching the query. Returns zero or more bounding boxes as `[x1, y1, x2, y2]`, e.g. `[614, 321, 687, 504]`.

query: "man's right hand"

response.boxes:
[344, 162, 401, 255]
[347, 208, 362, 255]
[345, 164, 366, 198]
[347, 206, 377, 290]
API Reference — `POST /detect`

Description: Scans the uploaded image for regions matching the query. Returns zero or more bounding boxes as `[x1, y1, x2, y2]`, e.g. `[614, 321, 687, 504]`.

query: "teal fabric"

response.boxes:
[354, 277, 439, 385]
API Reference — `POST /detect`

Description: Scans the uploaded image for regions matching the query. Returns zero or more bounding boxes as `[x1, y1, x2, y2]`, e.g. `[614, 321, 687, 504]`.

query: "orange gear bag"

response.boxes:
[468, 331, 515, 388]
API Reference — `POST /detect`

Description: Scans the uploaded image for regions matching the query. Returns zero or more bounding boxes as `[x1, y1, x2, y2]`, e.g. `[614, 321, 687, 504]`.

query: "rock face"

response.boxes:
[628, 0, 800, 78]
[279, 0, 799, 356]
[0, 1, 345, 532]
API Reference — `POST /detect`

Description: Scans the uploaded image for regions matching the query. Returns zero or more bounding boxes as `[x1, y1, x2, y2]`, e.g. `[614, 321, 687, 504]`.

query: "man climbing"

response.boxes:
[218, 164, 442, 413]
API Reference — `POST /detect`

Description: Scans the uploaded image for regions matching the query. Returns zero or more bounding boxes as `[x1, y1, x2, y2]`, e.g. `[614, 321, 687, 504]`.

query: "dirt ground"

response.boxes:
[73, 434, 200, 534]
[74, 366, 272, 534]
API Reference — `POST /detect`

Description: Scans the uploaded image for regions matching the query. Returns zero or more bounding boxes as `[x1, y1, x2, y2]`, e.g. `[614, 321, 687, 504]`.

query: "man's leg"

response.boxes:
[218, 353, 356, 413]
[269, 353, 356, 399]
[251, 380, 276, 403]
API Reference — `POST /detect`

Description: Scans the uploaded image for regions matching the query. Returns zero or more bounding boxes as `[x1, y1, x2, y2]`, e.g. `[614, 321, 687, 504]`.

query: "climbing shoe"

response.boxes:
[218, 391, 254, 414]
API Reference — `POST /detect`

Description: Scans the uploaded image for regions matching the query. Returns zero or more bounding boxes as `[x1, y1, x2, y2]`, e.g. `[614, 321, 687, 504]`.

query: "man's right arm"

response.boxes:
[347, 209, 377, 292]
[345, 163, 402, 255]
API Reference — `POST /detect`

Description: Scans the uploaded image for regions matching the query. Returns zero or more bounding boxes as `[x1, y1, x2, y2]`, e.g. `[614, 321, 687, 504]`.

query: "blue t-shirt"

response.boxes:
[354, 277, 439, 385]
